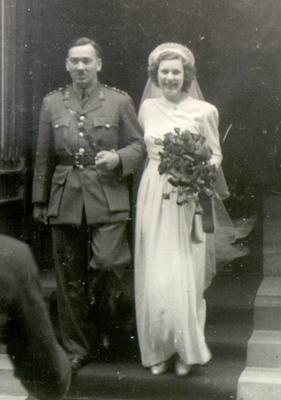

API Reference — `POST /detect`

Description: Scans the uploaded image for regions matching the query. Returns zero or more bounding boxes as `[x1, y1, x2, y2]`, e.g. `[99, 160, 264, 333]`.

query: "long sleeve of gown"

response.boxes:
[203, 105, 222, 168]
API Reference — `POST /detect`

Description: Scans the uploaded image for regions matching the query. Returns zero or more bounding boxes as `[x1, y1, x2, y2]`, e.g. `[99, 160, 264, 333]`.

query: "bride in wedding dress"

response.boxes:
[134, 42, 254, 377]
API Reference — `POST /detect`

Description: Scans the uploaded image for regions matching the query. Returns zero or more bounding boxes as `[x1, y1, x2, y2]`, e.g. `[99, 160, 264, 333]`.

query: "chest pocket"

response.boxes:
[92, 116, 119, 150]
[94, 116, 118, 130]
[52, 116, 70, 130]
[52, 116, 72, 151]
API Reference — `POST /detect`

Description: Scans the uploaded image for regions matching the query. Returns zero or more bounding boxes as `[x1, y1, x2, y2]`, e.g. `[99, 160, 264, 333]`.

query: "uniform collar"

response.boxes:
[72, 82, 98, 99]
[63, 82, 105, 114]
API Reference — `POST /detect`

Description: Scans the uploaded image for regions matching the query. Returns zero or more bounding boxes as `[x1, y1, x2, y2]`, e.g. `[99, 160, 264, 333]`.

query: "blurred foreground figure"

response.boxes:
[0, 234, 71, 400]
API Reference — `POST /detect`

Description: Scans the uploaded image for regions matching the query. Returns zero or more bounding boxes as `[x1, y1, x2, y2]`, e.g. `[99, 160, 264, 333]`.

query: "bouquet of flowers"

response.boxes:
[156, 127, 217, 205]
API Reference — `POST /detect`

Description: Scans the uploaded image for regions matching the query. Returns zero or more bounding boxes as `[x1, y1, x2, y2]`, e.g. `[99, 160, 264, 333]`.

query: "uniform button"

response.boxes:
[55, 124, 59, 128]
[105, 123, 110, 128]
[79, 148, 85, 153]
[79, 132, 84, 137]
[79, 115, 86, 121]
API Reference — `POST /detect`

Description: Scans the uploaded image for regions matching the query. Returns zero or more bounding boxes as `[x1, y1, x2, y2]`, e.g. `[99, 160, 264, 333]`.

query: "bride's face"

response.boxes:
[157, 58, 184, 102]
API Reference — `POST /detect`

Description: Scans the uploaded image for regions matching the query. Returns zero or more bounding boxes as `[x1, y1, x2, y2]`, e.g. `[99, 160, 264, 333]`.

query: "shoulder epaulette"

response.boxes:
[46, 87, 64, 97]
[103, 84, 128, 96]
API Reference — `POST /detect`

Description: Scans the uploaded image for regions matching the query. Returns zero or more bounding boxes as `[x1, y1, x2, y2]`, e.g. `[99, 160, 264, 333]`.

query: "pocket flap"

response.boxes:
[52, 116, 70, 129]
[94, 116, 118, 128]
[102, 180, 130, 213]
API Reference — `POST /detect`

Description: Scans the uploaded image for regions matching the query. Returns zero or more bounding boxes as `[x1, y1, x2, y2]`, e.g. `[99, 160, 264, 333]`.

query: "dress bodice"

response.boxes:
[138, 96, 222, 168]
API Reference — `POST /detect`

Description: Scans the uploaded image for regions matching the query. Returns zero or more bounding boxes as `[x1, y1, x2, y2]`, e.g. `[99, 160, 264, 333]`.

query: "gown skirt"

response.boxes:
[134, 158, 211, 367]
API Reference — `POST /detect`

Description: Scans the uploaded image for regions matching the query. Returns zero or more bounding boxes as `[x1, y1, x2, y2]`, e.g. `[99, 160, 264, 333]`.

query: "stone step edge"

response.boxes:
[254, 277, 281, 330]
[237, 367, 281, 400]
[255, 276, 281, 297]
[247, 330, 281, 368]
[0, 353, 13, 370]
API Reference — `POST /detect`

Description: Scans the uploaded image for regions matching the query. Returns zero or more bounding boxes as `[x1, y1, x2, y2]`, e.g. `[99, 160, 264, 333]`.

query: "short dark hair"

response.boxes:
[148, 51, 196, 92]
[67, 37, 102, 59]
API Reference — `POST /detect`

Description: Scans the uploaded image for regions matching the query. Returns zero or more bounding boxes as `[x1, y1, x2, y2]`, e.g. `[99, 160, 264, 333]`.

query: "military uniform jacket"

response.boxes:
[32, 83, 146, 225]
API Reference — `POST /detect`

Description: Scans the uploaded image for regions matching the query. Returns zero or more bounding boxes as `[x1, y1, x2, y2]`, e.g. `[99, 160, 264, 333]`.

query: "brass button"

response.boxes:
[79, 115, 86, 121]
[79, 132, 84, 137]
[105, 123, 110, 128]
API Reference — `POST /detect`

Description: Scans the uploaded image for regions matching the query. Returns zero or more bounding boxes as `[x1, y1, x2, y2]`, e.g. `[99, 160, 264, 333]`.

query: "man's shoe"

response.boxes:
[70, 357, 87, 376]
[101, 334, 111, 350]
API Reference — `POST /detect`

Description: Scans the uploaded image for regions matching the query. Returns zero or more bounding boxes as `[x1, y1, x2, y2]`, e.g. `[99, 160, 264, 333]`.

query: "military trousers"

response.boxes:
[51, 220, 131, 360]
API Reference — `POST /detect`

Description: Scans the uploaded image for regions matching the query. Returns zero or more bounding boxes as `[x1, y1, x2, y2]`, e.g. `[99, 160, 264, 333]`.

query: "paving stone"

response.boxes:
[247, 330, 281, 368]
[237, 195, 281, 400]
[237, 367, 281, 400]
[0, 370, 27, 398]
[254, 277, 281, 330]
[0, 354, 13, 370]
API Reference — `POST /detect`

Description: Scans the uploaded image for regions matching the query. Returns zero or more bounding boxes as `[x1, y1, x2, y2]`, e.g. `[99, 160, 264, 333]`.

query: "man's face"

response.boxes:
[66, 44, 102, 88]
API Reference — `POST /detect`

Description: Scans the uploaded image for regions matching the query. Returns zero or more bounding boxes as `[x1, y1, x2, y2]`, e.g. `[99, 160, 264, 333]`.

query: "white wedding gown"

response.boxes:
[134, 96, 222, 367]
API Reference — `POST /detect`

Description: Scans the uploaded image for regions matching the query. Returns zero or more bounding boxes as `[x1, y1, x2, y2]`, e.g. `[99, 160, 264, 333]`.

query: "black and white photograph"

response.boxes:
[0, 1, 280, 399]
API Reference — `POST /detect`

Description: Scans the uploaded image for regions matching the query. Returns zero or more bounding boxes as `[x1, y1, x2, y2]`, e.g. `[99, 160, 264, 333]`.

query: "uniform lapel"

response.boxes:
[63, 83, 104, 115]
[82, 82, 104, 113]
[63, 86, 83, 114]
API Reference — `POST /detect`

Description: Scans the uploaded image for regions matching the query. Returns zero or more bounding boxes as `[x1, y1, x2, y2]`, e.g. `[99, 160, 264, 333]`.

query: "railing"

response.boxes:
[0, 0, 26, 204]
[0, 0, 27, 243]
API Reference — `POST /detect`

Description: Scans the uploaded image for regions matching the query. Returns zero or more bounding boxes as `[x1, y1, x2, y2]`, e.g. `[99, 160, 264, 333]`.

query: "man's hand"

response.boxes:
[95, 150, 120, 171]
[33, 203, 48, 225]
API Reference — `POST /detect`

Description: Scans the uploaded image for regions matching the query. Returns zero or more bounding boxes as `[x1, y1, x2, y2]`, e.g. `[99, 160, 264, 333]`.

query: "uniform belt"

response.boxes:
[59, 154, 96, 169]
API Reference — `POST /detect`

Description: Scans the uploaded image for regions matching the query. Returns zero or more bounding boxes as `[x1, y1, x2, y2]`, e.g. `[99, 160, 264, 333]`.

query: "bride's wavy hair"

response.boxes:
[148, 51, 196, 92]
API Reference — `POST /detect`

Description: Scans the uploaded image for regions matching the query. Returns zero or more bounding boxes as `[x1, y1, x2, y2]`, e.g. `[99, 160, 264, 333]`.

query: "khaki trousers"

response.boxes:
[52, 221, 131, 359]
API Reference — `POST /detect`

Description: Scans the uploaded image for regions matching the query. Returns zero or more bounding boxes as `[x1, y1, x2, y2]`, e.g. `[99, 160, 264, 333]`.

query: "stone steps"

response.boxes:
[0, 233, 261, 399]
[0, 268, 259, 400]
[237, 194, 281, 399]
[67, 356, 244, 400]
[64, 271, 259, 400]
[254, 276, 281, 330]
[0, 353, 13, 370]
[0, 355, 27, 399]
[247, 330, 281, 368]
[237, 367, 281, 400]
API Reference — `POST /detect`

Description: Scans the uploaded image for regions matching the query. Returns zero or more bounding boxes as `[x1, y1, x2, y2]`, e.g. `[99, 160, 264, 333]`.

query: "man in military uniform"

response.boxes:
[32, 37, 146, 374]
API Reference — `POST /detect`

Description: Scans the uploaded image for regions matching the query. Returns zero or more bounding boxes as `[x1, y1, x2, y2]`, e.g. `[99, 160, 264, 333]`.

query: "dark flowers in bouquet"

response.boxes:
[156, 127, 217, 205]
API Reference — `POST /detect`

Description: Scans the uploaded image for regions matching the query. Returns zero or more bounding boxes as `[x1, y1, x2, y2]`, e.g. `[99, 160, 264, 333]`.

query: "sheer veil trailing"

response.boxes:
[139, 77, 255, 287]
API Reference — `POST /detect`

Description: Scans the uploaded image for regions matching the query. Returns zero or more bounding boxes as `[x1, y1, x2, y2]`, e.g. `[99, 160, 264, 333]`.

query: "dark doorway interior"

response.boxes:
[4, 0, 281, 268]
[27, 0, 281, 203]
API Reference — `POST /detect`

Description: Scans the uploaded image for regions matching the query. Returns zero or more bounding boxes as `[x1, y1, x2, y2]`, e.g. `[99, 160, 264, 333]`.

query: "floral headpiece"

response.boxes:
[148, 42, 195, 67]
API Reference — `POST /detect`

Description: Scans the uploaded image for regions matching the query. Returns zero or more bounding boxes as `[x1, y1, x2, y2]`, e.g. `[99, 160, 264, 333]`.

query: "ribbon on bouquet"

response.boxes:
[198, 194, 215, 234]
[191, 195, 214, 243]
